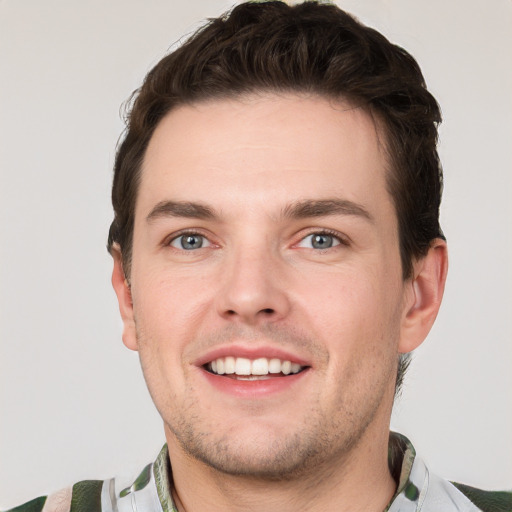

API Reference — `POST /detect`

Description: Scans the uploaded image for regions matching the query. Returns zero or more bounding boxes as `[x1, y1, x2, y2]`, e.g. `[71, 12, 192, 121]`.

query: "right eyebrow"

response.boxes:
[146, 200, 217, 223]
[282, 198, 373, 222]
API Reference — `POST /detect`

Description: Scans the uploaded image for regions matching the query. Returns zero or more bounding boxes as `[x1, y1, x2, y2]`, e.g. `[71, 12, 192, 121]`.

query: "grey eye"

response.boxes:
[297, 233, 341, 249]
[311, 234, 334, 249]
[170, 234, 209, 250]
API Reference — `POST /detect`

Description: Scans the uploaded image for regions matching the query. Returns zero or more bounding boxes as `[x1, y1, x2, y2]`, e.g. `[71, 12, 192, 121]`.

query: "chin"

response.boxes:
[167, 413, 366, 482]
[184, 435, 324, 480]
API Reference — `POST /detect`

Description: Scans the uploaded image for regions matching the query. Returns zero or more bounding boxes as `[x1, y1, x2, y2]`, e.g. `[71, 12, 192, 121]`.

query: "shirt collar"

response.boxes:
[153, 444, 177, 512]
[385, 431, 421, 511]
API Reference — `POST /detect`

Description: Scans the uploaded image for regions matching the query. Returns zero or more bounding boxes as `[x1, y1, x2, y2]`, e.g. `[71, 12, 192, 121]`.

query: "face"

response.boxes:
[117, 93, 419, 478]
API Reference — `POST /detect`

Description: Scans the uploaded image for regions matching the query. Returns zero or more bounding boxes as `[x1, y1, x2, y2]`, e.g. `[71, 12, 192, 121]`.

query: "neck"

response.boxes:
[166, 423, 396, 512]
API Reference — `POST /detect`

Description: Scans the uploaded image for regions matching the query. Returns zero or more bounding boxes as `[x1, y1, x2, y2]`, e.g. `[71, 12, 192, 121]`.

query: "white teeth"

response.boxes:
[251, 358, 268, 375]
[208, 356, 304, 377]
[235, 357, 251, 375]
[268, 358, 281, 373]
[224, 356, 235, 374]
[291, 362, 301, 374]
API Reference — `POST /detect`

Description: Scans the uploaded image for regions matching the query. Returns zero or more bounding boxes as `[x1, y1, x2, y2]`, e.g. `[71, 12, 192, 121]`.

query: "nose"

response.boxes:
[215, 245, 291, 325]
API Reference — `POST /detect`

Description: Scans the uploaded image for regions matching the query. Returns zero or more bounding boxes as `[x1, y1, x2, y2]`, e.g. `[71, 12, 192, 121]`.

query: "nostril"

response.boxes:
[221, 307, 278, 319]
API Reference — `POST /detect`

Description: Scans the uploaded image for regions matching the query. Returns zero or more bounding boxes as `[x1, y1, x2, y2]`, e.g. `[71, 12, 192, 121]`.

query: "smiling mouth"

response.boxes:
[204, 356, 307, 380]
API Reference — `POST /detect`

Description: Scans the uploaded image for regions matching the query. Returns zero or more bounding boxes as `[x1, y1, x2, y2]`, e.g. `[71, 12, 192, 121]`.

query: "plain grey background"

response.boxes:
[1, 0, 511, 507]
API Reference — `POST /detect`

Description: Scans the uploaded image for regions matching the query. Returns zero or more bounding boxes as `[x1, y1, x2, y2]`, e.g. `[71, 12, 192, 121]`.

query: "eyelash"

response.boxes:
[165, 230, 213, 251]
[163, 228, 349, 252]
[295, 229, 349, 250]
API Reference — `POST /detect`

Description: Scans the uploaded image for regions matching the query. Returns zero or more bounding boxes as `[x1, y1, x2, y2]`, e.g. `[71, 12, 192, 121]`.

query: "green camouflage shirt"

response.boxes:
[2, 433, 511, 512]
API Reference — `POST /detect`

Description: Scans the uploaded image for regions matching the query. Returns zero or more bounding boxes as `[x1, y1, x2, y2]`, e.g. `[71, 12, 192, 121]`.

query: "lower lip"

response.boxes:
[200, 368, 310, 398]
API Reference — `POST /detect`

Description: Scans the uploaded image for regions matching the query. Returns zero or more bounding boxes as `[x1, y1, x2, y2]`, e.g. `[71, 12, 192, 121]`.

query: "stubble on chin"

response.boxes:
[164, 375, 390, 483]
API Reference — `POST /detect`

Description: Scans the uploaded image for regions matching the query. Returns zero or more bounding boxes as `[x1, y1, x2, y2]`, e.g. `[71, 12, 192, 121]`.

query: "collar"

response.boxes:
[385, 431, 423, 511]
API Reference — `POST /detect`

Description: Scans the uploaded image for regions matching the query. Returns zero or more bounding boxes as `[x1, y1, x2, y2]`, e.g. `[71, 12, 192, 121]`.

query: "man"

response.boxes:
[3, 1, 510, 511]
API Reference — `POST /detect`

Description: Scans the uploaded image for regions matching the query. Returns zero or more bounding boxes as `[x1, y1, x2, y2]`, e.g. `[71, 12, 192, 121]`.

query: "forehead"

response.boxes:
[138, 93, 393, 221]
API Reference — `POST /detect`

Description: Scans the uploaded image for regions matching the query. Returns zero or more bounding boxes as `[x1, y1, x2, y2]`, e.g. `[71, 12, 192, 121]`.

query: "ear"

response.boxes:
[399, 238, 448, 354]
[111, 245, 138, 351]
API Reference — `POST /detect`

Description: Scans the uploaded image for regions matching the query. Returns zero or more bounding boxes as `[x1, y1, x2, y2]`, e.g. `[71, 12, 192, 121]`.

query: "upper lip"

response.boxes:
[194, 344, 311, 368]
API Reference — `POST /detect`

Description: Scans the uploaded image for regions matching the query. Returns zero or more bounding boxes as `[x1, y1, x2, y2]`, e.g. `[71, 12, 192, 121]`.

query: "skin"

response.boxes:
[112, 93, 447, 512]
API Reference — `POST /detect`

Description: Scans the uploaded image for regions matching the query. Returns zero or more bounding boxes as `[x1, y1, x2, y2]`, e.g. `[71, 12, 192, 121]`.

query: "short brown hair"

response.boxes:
[108, 0, 443, 280]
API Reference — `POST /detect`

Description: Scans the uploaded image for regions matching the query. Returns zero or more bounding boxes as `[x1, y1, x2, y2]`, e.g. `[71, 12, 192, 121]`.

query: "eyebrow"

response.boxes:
[146, 198, 373, 224]
[146, 200, 217, 223]
[282, 199, 373, 222]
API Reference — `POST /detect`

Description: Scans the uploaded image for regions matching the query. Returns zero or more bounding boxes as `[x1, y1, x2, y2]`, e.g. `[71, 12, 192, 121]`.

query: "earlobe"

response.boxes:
[399, 238, 448, 354]
[111, 245, 138, 351]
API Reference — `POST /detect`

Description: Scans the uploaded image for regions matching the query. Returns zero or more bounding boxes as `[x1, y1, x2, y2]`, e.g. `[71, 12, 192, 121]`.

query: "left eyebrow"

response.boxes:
[282, 199, 373, 222]
[146, 200, 218, 223]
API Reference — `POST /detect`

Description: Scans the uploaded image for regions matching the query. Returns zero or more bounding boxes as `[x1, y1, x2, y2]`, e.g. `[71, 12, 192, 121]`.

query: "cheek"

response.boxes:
[295, 264, 403, 357]
[133, 264, 214, 329]
[132, 272, 203, 401]
[294, 266, 378, 326]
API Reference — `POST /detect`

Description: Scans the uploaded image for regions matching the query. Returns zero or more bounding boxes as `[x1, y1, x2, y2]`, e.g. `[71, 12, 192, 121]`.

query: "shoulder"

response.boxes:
[410, 463, 512, 512]
[1, 481, 103, 512]
[451, 481, 512, 512]
[388, 433, 512, 512]
[1, 447, 172, 512]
